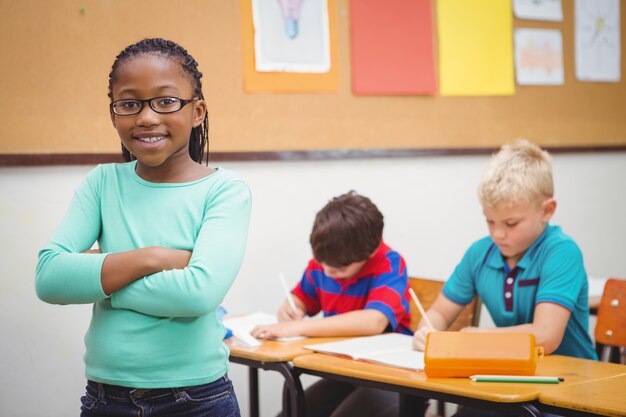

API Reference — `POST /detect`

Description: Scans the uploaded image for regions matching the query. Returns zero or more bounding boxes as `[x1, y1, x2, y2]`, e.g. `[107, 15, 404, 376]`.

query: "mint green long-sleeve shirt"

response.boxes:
[36, 162, 251, 388]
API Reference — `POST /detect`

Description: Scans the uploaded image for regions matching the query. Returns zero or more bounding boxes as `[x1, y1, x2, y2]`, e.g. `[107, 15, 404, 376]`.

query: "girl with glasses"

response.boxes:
[36, 38, 250, 416]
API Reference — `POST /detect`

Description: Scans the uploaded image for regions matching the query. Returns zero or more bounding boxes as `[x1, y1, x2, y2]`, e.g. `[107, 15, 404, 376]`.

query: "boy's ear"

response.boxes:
[192, 100, 207, 128]
[110, 111, 117, 128]
[541, 198, 557, 222]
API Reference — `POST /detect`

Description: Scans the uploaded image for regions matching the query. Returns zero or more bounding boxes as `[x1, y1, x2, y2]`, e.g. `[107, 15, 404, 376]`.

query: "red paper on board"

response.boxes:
[350, 0, 437, 95]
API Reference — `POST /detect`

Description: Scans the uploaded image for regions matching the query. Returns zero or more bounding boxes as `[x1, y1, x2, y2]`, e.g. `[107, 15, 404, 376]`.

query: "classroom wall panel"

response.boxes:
[1, 0, 625, 160]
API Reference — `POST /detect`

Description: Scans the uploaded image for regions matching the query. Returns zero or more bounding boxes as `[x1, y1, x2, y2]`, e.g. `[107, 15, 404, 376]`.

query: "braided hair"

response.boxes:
[108, 38, 209, 164]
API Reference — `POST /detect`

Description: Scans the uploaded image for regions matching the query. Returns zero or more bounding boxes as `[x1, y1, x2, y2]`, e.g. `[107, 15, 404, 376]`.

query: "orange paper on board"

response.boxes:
[240, 0, 340, 93]
[350, 0, 437, 95]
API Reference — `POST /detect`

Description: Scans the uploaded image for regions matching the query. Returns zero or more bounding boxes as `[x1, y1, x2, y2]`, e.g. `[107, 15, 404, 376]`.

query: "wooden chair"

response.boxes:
[594, 278, 626, 364]
[408, 277, 482, 417]
[408, 277, 481, 332]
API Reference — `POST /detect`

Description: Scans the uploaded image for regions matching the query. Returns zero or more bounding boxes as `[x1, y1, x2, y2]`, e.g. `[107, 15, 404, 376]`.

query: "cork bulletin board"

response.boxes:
[1, 0, 625, 165]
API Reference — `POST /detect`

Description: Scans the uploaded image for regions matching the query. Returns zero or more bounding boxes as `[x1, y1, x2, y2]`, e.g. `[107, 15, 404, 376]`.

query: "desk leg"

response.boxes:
[273, 363, 305, 417]
[520, 404, 542, 417]
[249, 367, 259, 417]
[282, 382, 291, 417]
[399, 393, 428, 417]
[294, 366, 545, 417]
[230, 356, 306, 417]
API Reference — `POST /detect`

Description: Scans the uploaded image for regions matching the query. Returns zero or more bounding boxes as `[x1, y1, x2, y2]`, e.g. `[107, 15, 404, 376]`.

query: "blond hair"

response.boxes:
[478, 139, 553, 208]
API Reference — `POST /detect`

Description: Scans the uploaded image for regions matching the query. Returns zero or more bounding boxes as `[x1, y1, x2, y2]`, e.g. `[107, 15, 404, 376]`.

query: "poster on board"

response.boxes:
[252, 0, 331, 73]
[515, 29, 564, 85]
[513, 0, 563, 21]
[575, 0, 621, 82]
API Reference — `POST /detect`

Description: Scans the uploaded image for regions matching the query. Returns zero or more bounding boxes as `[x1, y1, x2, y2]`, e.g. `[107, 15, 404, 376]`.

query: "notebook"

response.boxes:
[222, 312, 305, 347]
[304, 333, 424, 371]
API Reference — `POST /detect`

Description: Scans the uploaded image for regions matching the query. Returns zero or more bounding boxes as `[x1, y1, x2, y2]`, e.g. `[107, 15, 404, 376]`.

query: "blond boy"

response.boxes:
[413, 140, 597, 362]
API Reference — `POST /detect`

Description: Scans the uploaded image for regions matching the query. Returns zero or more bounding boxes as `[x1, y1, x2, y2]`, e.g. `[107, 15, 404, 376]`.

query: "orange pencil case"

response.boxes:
[423, 332, 544, 378]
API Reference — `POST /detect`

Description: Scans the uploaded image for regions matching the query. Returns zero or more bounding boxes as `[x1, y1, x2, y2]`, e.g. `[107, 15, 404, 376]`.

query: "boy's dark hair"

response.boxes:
[108, 38, 209, 165]
[310, 191, 384, 267]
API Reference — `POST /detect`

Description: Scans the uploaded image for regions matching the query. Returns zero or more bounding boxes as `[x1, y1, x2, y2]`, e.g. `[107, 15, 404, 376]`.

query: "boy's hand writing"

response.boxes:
[412, 326, 433, 351]
[277, 300, 306, 322]
[250, 321, 302, 339]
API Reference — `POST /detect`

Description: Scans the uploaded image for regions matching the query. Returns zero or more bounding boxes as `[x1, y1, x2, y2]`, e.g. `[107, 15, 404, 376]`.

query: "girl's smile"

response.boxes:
[133, 132, 168, 149]
[136, 135, 166, 143]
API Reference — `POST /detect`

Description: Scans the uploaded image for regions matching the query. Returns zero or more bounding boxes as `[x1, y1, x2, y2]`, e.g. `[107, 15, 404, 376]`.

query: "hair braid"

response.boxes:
[108, 38, 209, 165]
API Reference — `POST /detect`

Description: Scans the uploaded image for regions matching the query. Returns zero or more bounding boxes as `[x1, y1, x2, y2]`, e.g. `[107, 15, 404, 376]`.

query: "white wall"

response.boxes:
[1, 152, 624, 416]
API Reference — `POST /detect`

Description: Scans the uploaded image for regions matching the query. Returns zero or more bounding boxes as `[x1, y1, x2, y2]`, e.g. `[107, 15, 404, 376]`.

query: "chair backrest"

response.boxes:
[594, 278, 626, 349]
[408, 277, 481, 332]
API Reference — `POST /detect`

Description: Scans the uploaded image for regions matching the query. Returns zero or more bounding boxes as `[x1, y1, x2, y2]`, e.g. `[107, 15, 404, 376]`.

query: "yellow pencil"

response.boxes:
[279, 273, 298, 314]
[409, 288, 434, 330]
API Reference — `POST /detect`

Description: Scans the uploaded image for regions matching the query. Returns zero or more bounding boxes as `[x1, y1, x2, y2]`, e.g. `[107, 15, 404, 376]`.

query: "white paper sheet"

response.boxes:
[575, 0, 621, 82]
[305, 333, 424, 371]
[360, 350, 425, 371]
[223, 312, 305, 347]
[513, 0, 563, 21]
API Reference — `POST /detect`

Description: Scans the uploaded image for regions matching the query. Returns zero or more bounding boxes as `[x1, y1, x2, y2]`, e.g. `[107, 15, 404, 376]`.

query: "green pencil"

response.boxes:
[470, 375, 564, 384]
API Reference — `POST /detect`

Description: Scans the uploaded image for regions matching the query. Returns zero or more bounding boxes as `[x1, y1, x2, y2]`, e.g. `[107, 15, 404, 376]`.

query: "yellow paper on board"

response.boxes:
[437, 0, 514, 96]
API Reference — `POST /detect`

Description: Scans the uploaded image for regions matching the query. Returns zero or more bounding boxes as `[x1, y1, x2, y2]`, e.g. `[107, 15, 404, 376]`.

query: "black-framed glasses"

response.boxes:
[110, 96, 198, 116]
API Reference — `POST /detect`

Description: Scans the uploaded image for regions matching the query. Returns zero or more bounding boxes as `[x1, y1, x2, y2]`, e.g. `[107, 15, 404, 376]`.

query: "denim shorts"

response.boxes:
[80, 374, 240, 417]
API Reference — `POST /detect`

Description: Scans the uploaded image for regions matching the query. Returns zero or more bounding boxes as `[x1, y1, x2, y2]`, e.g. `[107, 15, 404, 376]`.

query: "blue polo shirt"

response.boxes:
[443, 224, 597, 360]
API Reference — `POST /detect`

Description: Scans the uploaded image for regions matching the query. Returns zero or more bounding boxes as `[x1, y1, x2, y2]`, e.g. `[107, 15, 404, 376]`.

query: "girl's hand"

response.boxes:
[81, 246, 190, 270]
[277, 300, 306, 322]
[412, 326, 434, 351]
[250, 321, 303, 340]
[100, 247, 192, 295]
[154, 247, 192, 270]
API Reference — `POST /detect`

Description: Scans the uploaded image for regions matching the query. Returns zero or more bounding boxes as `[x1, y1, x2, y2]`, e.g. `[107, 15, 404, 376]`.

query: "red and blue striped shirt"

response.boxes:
[292, 242, 412, 334]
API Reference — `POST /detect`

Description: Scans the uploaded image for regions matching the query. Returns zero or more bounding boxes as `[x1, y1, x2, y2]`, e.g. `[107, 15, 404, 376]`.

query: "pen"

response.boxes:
[409, 288, 435, 331]
[470, 375, 564, 383]
[279, 272, 298, 315]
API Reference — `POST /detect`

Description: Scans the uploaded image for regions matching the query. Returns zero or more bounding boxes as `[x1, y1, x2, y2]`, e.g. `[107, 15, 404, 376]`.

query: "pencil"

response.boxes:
[409, 288, 435, 331]
[470, 375, 564, 383]
[279, 272, 298, 314]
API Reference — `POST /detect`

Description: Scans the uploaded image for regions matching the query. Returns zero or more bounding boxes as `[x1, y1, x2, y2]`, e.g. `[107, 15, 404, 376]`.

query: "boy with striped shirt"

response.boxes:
[252, 191, 422, 417]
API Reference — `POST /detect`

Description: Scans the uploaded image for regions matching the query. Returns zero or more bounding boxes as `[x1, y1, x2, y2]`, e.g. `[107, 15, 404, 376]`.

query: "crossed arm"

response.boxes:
[36, 170, 251, 317]
[98, 247, 191, 295]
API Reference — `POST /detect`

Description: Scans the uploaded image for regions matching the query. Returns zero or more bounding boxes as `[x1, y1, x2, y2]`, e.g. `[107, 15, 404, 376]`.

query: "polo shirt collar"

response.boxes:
[517, 224, 555, 270]
[336, 241, 388, 287]
[486, 224, 556, 271]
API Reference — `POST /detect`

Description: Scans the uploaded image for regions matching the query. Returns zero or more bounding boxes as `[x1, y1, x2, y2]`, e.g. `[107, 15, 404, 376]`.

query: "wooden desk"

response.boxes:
[294, 353, 542, 416]
[534, 355, 626, 382]
[227, 337, 345, 417]
[538, 372, 626, 417]
[293, 354, 626, 417]
[228, 337, 346, 362]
